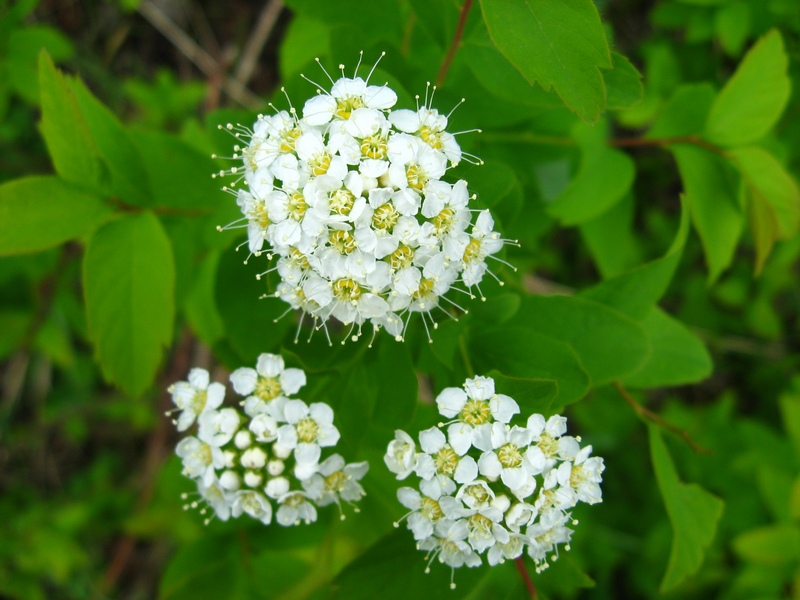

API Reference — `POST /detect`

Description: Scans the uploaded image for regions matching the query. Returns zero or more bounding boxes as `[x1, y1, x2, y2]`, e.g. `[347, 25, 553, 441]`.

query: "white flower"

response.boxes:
[276, 491, 318, 526]
[195, 478, 233, 522]
[168, 368, 225, 432]
[176, 436, 224, 485]
[556, 445, 605, 505]
[232, 490, 273, 525]
[230, 353, 306, 402]
[384, 430, 418, 479]
[303, 73, 397, 126]
[414, 426, 477, 483]
[303, 454, 369, 507]
[396, 476, 456, 540]
[197, 408, 240, 447]
[477, 423, 537, 497]
[277, 400, 340, 479]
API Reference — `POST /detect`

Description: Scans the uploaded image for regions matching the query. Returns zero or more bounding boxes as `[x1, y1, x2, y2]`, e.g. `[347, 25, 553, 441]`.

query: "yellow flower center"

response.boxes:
[256, 377, 282, 401]
[361, 133, 388, 159]
[309, 152, 332, 176]
[412, 277, 435, 300]
[420, 497, 443, 521]
[464, 483, 490, 505]
[280, 126, 301, 153]
[420, 125, 443, 150]
[406, 164, 427, 190]
[434, 207, 455, 233]
[332, 278, 362, 302]
[335, 95, 364, 120]
[538, 433, 558, 457]
[288, 247, 310, 270]
[468, 513, 493, 534]
[434, 445, 459, 476]
[462, 238, 482, 263]
[325, 470, 347, 492]
[284, 492, 306, 508]
[288, 192, 307, 220]
[388, 245, 415, 270]
[190, 389, 208, 413]
[497, 443, 523, 469]
[330, 189, 356, 216]
[329, 230, 357, 254]
[569, 464, 586, 488]
[250, 201, 270, 229]
[460, 399, 492, 426]
[296, 417, 319, 443]
[372, 202, 398, 230]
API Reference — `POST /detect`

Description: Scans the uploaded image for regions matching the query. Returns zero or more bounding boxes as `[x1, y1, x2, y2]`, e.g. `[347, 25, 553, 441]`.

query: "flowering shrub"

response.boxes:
[385, 376, 604, 585]
[168, 354, 368, 526]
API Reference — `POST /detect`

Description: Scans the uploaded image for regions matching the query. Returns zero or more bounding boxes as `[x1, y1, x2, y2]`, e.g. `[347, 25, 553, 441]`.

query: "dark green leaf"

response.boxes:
[369, 338, 417, 433]
[672, 144, 743, 283]
[604, 51, 644, 111]
[713, 1, 751, 56]
[160, 535, 248, 600]
[705, 29, 790, 146]
[647, 83, 716, 139]
[579, 195, 642, 278]
[479, 0, 612, 122]
[624, 308, 713, 388]
[487, 370, 559, 416]
[582, 197, 689, 320]
[83, 211, 175, 396]
[650, 427, 724, 592]
[0, 176, 112, 256]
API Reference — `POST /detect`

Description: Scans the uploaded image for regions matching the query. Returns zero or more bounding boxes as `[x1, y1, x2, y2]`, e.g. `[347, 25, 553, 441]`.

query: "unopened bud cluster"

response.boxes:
[384, 375, 604, 584]
[217, 54, 514, 344]
[167, 353, 367, 526]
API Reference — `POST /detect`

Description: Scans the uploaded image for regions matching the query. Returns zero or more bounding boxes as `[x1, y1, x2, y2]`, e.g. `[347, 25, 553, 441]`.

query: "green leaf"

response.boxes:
[183, 251, 224, 346]
[470, 326, 590, 410]
[369, 339, 417, 432]
[714, 1, 751, 57]
[506, 295, 651, 386]
[647, 83, 716, 139]
[733, 525, 800, 567]
[624, 308, 713, 388]
[705, 29, 790, 147]
[130, 131, 222, 209]
[479, 0, 612, 122]
[486, 371, 559, 416]
[279, 15, 330, 79]
[579, 195, 642, 278]
[214, 246, 292, 364]
[672, 144, 743, 283]
[160, 535, 248, 600]
[604, 51, 644, 110]
[548, 122, 635, 225]
[729, 146, 800, 244]
[581, 197, 689, 319]
[0, 176, 112, 256]
[5, 26, 73, 103]
[650, 427, 724, 592]
[68, 78, 154, 206]
[83, 212, 175, 396]
[37, 51, 105, 194]
[779, 391, 800, 460]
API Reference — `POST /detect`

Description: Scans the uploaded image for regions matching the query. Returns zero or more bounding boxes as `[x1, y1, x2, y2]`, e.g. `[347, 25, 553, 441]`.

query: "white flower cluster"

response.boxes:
[217, 55, 513, 343]
[384, 375, 604, 584]
[167, 353, 368, 526]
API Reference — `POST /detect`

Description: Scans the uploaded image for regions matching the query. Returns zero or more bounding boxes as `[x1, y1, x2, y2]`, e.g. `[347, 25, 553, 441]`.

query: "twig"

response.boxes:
[436, 0, 473, 87]
[612, 134, 727, 158]
[100, 329, 195, 593]
[137, 0, 261, 109]
[234, 0, 284, 87]
[613, 381, 712, 455]
[515, 557, 538, 599]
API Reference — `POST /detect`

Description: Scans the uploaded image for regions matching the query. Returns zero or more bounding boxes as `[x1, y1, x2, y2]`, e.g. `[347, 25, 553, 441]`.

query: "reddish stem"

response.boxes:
[611, 134, 727, 158]
[436, 0, 474, 87]
[515, 556, 538, 599]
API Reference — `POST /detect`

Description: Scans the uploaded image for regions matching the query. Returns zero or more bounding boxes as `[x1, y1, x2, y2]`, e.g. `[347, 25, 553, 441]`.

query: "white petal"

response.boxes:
[284, 399, 309, 424]
[280, 368, 306, 394]
[294, 442, 321, 466]
[256, 353, 285, 377]
[447, 423, 473, 455]
[187, 368, 209, 390]
[478, 452, 502, 480]
[454, 456, 478, 484]
[397, 487, 422, 510]
[309, 402, 334, 425]
[230, 367, 258, 396]
[436, 387, 467, 418]
[501, 467, 530, 491]
[303, 95, 335, 125]
[418, 427, 446, 454]
[464, 376, 495, 400]
[491, 394, 520, 424]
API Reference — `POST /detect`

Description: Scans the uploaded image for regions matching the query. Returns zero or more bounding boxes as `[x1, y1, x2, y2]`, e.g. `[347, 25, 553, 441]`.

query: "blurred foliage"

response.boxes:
[0, 0, 799, 598]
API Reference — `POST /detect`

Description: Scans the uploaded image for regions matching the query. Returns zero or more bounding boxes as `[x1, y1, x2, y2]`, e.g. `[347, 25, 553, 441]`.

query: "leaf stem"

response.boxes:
[613, 381, 712, 455]
[436, 0, 474, 87]
[611, 134, 728, 158]
[515, 557, 538, 599]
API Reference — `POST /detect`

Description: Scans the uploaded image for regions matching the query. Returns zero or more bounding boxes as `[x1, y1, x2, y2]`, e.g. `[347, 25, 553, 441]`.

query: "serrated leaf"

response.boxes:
[581, 197, 689, 319]
[479, 0, 611, 122]
[624, 308, 712, 388]
[505, 295, 651, 386]
[705, 29, 790, 147]
[84, 212, 175, 396]
[672, 144, 743, 283]
[650, 427, 724, 592]
[37, 51, 105, 193]
[68, 78, 154, 206]
[604, 51, 643, 110]
[729, 147, 800, 241]
[0, 176, 112, 256]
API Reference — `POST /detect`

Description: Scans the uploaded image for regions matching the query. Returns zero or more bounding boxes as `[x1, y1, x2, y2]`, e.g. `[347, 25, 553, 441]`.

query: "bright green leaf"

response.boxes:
[83, 212, 175, 396]
[705, 29, 790, 147]
[650, 427, 724, 592]
[733, 525, 800, 567]
[582, 197, 689, 320]
[624, 308, 713, 388]
[0, 176, 112, 256]
[279, 16, 330, 79]
[479, 0, 612, 122]
[5, 26, 73, 103]
[647, 83, 716, 139]
[160, 535, 248, 600]
[506, 295, 651, 386]
[37, 51, 105, 194]
[714, 1, 751, 57]
[672, 144, 743, 283]
[729, 147, 800, 239]
[604, 51, 644, 111]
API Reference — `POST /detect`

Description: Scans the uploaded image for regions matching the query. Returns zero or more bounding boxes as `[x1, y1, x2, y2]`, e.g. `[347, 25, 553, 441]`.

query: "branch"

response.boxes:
[515, 557, 538, 599]
[234, 0, 284, 87]
[613, 381, 712, 455]
[137, 0, 262, 109]
[611, 134, 727, 158]
[436, 0, 474, 87]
